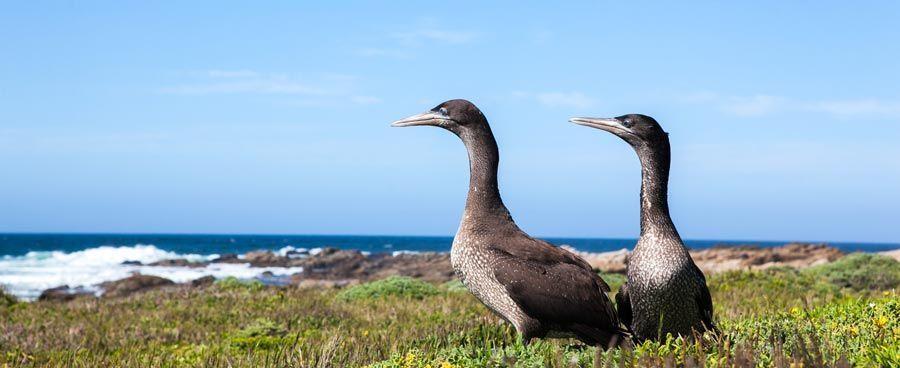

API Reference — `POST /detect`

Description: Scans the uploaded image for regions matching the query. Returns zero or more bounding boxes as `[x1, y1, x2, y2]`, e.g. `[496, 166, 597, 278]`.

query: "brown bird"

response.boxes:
[571, 114, 716, 342]
[393, 99, 625, 347]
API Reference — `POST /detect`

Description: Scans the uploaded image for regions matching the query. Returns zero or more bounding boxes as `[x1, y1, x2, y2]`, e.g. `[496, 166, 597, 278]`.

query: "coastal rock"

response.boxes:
[147, 259, 207, 268]
[293, 248, 368, 279]
[690, 243, 843, 274]
[212, 253, 241, 263]
[563, 246, 629, 273]
[285, 248, 455, 283]
[294, 279, 357, 289]
[369, 252, 455, 282]
[565, 243, 846, 275]
[190, 275, 216, 287]
[880, 249, 900, 262]
[244, 251, 290, 267]
[100, 274, 175, 298]
[38, 285, 93, 302]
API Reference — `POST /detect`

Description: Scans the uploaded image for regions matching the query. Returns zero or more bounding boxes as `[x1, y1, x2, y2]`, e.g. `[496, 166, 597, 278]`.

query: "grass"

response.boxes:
[1, 257, 898, 367]
[807, 253, 900, 291]
[337, 276, 440, 301]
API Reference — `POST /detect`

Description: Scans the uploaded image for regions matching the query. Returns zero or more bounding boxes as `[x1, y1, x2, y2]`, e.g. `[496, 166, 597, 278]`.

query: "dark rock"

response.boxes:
[121, 260, 142, 266]
[212, 253, 241, 263]
[284, 248, 309, 259]
[690, 243, 844, 273]
[147, 259, 207, 268]
[100, 274, 175, 298]
[38, 285, 93, 302]
[190, 275, 216, 287]
[288, 249, 455, 284]
[244, 251, 290, 267]
[294, 279, 357, 289]
[293, 249, 369, 279]
[370, 252, 454, 282]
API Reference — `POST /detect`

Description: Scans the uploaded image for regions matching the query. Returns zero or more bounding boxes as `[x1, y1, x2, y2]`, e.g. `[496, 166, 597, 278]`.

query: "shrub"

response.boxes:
[214, 276, 265, 291]
[0, 287, 15, 307]
[442, 280, 468, 293]
[709, 266, 841, 318]
[338, 276, 440, 301]
[724, 293, 900, 367]
[599, 272, 627, 292]
[807, 253, 900, 291]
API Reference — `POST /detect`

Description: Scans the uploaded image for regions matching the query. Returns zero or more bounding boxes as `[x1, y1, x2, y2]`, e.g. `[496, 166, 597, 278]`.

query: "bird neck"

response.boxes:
[637, 144, 680, 243]
[461, 128, 512, 224]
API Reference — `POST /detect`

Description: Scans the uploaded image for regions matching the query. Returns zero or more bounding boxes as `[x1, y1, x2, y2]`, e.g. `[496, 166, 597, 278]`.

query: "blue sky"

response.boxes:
[1, 2, 898, 243]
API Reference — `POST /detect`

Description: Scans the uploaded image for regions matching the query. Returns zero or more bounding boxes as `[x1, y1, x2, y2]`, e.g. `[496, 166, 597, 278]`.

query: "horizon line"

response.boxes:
[0, 231, 897, 246]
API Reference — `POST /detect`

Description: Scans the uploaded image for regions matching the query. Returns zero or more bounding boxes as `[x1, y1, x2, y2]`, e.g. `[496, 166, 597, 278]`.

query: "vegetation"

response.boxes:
[1, 257, 898, 367]
[337, 276, 440, 301]
[807, 253, 900, 291]
[0, 287, 15, 308]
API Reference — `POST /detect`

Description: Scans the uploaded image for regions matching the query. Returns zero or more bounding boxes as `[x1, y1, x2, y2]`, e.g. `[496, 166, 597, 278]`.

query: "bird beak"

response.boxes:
[391, 111, 450, 127]
[569, 117, 633, 135]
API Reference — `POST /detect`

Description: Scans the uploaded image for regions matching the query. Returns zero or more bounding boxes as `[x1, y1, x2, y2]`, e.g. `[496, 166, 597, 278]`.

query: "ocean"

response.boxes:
[1, 233, 897, 301]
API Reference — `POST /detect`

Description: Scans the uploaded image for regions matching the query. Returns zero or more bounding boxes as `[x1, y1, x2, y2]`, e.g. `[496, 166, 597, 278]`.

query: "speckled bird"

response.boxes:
[393, 99, 626, 347]
[570, 114, 717, 342]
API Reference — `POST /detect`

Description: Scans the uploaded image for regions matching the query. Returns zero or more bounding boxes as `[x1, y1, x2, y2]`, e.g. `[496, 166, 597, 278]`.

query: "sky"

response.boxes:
[1, 2, 898, 243]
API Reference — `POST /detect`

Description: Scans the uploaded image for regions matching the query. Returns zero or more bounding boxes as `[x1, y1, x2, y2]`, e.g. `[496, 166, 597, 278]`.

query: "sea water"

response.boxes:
[1, 233, 896, 300]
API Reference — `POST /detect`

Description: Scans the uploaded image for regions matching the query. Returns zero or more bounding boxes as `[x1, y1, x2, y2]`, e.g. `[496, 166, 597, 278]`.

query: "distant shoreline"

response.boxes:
[4, 241, 899, 302]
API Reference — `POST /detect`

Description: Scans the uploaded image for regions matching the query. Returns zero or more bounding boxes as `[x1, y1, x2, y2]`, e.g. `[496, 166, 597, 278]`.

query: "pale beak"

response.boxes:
[569, 117, 633, 135]
[391, 111, 450, 127]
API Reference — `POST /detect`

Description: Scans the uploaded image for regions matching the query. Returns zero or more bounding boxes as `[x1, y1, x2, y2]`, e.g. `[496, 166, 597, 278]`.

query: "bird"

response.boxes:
[392, 99, 626, 347]
[570, 114, 716, 342]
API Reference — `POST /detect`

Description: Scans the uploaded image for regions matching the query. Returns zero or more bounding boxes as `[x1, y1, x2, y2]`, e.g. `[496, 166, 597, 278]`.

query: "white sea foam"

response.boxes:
[0, 245, 303, 301]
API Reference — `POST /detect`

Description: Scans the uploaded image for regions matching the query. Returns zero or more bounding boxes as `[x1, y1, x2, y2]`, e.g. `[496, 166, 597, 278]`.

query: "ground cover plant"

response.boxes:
[1, 255, 898, 367]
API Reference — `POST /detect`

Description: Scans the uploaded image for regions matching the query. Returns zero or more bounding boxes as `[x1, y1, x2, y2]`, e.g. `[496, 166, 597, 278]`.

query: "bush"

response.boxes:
[214, 276, 265, 291]
[709, 267, 841, 318]
[338, 276, 440, 301]
[600, 272, 627, 292]
[0, 287, 15, 307]
[807, 253, 900, 291]
[442, 280, 468, 293]
[724, 293, 900, 367]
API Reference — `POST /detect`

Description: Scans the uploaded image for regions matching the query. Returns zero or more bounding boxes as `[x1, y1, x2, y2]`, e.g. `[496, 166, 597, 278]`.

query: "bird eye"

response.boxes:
[439, 107, 448, 116]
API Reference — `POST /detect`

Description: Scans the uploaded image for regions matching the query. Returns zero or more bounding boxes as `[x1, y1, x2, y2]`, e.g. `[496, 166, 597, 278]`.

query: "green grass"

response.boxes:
[0, 287, 15, 308]
[807, 253, 900, 292]
[337, 276, 441, 301]
[1, 257, 898, 367]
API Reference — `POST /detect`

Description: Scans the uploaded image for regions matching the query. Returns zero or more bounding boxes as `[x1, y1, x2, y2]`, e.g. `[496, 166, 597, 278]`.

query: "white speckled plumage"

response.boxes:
[396, 100, 624, 347]
[574, 114, 716, 342]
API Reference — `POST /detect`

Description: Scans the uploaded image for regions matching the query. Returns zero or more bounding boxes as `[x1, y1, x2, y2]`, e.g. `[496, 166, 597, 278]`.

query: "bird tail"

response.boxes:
[570, 324, 631, 350]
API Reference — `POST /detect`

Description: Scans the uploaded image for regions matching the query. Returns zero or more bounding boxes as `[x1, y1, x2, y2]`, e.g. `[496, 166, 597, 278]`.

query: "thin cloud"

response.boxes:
[679, 92, 900, 118]
[804, 99, 900, 117]
[205, 70, 259, 78]
[354, 47, 411, 59]
[350, 95, 382, 105]
[160, 70, 381, 106]
[721, 95, 785, 117]
[535, 92, 596, 109]
[357, 21, 478, 59]
[161, 79, 328, 95]
[391, 29, 477, 45]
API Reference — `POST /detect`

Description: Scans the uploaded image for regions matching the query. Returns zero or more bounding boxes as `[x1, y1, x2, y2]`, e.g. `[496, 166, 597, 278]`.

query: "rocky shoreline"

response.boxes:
[36, 243, 899, 302]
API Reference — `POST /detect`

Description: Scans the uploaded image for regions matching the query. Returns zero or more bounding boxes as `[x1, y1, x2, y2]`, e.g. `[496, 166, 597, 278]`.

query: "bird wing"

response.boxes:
[691, 263, 717, 332]
[615, 282, 633, 333]
[497, 234, 611, 292]
[489, 245, 619, 330]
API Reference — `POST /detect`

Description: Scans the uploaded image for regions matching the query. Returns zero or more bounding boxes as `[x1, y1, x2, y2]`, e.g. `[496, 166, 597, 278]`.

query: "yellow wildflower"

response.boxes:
[874, 315, 889, 329]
